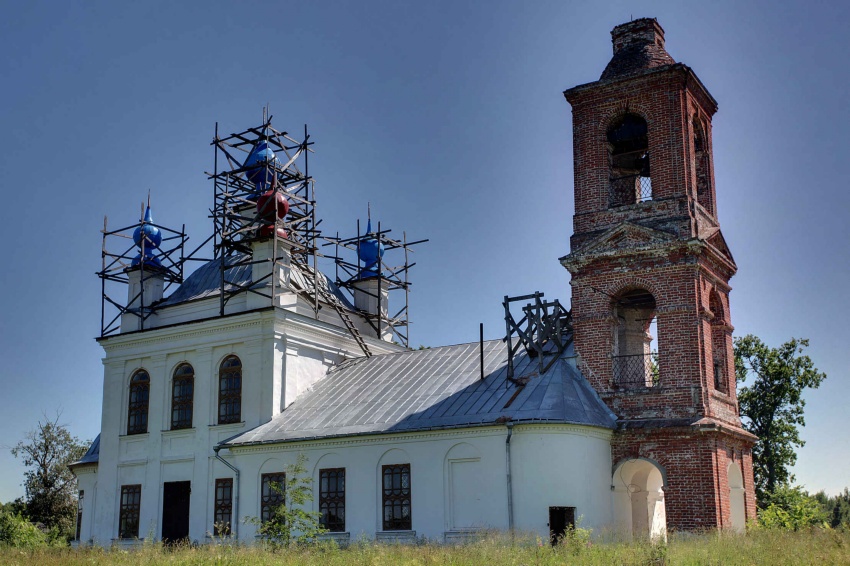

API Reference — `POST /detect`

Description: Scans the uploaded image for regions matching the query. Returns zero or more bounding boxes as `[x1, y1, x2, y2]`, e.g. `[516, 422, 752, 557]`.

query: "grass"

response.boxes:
[1, 528, 849, 565]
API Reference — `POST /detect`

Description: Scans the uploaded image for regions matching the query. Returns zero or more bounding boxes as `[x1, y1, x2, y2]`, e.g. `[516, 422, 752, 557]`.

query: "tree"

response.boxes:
[249, 454, 326, 547]
[10, 414, 89, 539]
[734, 335, 826, 504]
[813, 489, 850, 528]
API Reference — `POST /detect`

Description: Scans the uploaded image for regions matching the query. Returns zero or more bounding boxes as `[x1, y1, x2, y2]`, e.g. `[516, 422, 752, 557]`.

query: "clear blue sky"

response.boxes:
[1, 0, 848, 502]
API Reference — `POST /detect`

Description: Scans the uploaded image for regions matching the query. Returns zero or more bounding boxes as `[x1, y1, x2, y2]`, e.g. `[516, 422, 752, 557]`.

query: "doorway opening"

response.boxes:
[162, 481, 191, 543]
[548, 506, 576, 545]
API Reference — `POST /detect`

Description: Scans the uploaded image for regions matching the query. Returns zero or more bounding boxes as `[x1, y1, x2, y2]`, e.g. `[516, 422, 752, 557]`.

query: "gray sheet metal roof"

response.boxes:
[70, 434, 100, 467]
[160, 253, 354, 309]
[224, 339, 616, 447]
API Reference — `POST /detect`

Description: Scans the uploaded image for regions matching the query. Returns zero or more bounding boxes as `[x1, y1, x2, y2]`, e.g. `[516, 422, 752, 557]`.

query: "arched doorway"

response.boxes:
[728, 462, 746, 533]
[612, 459, 667, 541]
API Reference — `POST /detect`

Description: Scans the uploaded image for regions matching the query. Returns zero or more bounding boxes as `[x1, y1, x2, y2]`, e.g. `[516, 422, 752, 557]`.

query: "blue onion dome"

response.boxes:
[243, 140, 281, 194]
[357, 219, 385, 279]
[131, 205, 163, 268]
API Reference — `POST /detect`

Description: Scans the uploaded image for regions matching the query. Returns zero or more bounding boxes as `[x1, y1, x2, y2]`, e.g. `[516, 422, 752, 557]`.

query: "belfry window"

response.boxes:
[127, 370, 150, 435]
[171, 363, 194, 430]
[608, 114, 651, 206]
[710, 290, 729, 393]
[612, 289, 659, 388]
[218, 356, 242, 425]
[693, 117, 713, 212]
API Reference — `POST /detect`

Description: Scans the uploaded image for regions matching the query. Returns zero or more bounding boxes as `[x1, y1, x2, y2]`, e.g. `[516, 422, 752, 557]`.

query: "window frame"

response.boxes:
[127, 370, 150, 435]
[118, 484, 142, 539]
[75, 490, 84, 541]
[381, 463, 412, 531]
[260, 472, 285, 524]
[213, 478, 233, 536]
[319, 468, 346, 532]
[170, 363, 194, 430]
[218, 356, 242, 425]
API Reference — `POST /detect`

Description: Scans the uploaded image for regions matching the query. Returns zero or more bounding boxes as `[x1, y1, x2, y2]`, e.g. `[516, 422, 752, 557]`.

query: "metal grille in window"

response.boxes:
[319, 468, 346, 532]
[610, 174, 652, 206]
[612, 353, 660, 388]
[260, 473, 285, 523]
[382, 464, 411, 531]
[213, 478, 233, 535]
[171, 363, 194, 430]
[218, 356, 242, 424]
[127, 370, 149, 435]
[119, 485, 141, 539]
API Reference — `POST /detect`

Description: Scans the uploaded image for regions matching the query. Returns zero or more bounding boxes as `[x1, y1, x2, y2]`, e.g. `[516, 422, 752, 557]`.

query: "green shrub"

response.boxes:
[758, 485, 829, 530]
[0, 511, 50, 548]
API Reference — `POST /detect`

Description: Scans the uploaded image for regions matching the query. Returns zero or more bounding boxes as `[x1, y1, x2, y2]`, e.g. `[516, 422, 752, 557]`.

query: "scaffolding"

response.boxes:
[208, 115, 320, 316]
[97, 206, 188, 337]
[502, 292, 572, 382]
[323, 219, 427, 348]
[98, 113, 427, 357]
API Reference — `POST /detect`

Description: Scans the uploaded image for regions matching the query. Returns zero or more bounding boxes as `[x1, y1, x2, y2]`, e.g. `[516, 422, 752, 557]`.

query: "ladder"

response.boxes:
[290, 257, 372, 358]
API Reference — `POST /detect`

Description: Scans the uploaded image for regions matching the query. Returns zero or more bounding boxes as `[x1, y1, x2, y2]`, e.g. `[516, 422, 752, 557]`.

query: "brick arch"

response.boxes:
[598, 103, 653, 134]
[708, 286, 728, 323]
[606, 277, 663, 304]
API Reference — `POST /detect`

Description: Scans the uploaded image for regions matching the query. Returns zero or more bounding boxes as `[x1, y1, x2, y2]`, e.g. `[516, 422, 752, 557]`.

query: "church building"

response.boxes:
[71, 18, 756, 545]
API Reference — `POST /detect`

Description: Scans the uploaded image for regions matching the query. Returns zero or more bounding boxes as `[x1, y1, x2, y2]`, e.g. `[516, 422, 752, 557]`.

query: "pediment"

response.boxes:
[704, 228, 736, 265]
[575, 222, 676, 257]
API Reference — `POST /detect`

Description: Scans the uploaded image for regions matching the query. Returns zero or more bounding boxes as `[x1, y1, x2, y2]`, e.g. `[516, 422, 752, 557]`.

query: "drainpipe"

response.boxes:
[505, 423, 515, 532]
[213, 445, 240, 540]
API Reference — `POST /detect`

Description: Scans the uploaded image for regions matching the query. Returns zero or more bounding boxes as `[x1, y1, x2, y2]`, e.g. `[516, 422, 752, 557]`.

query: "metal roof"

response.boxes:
[224, 338, 616, 447]
[160, 253, 354, 309]
[70, 434, 100, 467]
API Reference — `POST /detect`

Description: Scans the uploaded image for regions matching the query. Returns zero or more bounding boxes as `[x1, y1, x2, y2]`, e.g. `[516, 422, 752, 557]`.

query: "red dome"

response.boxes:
[257, 190, 290, 222]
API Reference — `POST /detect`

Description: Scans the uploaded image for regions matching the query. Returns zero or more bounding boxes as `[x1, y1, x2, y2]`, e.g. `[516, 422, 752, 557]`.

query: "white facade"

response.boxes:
[73, 235, 622, 545]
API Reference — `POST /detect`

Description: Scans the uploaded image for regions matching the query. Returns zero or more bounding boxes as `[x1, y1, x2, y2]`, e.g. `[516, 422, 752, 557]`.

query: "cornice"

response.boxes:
[224, 423, 612, 454]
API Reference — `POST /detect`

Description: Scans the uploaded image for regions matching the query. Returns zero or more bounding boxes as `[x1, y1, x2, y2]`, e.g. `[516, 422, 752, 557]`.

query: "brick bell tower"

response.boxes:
[561, 18, 757, 533]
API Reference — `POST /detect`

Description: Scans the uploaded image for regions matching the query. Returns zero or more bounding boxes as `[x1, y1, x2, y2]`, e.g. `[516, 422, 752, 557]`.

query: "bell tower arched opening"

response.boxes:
[612, 459, 667, 541]
[612, 289, 658, 388]
[608, 114, 651, 207]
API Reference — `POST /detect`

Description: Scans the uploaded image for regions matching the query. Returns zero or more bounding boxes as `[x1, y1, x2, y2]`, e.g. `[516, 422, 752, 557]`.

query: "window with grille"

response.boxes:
[118, 485, 141, 539]
[260, 473, 285, 523]
[382, 464, 411, 531]
[127, 370, 150, 435]
[75, 490, 84, 540]
[319, 468, 345, 532]
[213, 478, 233, 536]
[218, 356, 242, 424]
[171, 363, 194, 430]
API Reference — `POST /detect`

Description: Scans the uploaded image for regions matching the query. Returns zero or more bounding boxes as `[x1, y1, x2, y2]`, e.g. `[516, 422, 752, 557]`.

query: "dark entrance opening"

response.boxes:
[162, 481, 191, 543]
[548, 506, 576, 546]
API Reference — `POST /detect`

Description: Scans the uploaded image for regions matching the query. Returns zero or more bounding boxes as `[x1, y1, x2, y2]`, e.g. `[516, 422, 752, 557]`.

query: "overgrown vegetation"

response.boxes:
[10, 414, 89, 541]
[246, 454, 326, 547]
[734, 335, 826, 504]
[0, 529, 849, 565]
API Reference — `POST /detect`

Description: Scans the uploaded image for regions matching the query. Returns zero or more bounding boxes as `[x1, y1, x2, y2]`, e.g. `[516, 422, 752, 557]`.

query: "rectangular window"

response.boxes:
[119, 485, 142, 539]
[260, 473, 285, 523]
[382, 464, 411, 531]
[319, 468, 345, 532]
[75, 490, 84, 540]
[213, 479, 233, 536]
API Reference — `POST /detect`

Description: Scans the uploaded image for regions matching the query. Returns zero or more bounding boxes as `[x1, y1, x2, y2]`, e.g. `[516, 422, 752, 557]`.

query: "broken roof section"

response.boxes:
[223, 338, 616, 448]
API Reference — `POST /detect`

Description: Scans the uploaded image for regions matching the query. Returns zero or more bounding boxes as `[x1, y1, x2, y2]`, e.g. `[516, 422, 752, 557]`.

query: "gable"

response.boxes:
[574, 222, 677, 257]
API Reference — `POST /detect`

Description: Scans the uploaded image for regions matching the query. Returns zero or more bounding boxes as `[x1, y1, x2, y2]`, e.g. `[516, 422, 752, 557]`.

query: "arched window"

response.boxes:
[693, 117, 713, 212]
[710, 290, 729, 393]
[218, 356, 242, 425]
[612, 289, 659, 388]
[608, 114, 651, 206]
[127, 370, 150, 435]
[171, 363, 194, 430]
